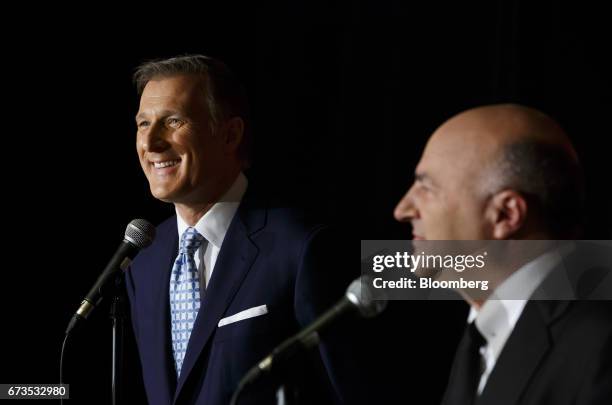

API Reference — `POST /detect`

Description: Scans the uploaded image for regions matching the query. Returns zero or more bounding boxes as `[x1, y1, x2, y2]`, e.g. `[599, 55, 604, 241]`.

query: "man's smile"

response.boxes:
[151, 159, 181, 169]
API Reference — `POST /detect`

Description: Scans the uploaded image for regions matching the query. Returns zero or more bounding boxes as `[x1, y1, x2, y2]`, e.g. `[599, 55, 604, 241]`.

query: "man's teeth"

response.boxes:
[153, 160, 180, 169]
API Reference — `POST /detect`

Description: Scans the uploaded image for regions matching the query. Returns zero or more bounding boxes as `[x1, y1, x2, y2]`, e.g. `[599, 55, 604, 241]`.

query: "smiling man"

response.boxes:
[135, 73, 245, 225]
[125, 55, 350, 405]
[393, 104, 612, 405]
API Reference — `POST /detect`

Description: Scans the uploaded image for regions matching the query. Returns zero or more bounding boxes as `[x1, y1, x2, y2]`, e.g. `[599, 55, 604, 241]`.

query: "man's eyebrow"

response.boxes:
[415, 172, 436, 186]
[414, 172, 428, 182]
[135, 110, 180, 121]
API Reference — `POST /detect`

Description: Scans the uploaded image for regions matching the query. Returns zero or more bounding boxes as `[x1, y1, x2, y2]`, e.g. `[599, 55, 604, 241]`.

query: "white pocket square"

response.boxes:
[218, 305, 268, 327]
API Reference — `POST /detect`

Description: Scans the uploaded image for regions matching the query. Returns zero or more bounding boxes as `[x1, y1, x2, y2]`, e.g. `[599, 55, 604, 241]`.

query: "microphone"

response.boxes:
[231, 276, 386, 403]
[65, 219, 156, 334]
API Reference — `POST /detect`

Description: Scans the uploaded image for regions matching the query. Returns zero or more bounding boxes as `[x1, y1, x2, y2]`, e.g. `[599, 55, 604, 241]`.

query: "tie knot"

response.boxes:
[179, 227, 205, 254]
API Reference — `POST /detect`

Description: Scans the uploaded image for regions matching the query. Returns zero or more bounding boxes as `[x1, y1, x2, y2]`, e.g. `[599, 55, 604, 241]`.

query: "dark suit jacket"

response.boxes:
[125, 190, 353, 405]
[441, 245, 612, 405]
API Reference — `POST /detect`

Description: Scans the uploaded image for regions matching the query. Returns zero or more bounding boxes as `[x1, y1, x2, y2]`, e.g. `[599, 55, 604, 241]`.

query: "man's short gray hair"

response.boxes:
[494, 141, 585, 238]
[133, 54, 251, 166]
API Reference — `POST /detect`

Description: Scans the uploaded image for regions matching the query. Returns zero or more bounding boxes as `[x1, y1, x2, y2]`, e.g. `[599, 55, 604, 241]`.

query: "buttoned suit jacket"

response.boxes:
[126, 189, 352, 405]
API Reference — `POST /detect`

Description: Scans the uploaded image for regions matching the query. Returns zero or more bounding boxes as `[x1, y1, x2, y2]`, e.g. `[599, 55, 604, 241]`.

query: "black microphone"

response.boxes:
[65, 219, 156, 334]
[231, 276, 386, 404]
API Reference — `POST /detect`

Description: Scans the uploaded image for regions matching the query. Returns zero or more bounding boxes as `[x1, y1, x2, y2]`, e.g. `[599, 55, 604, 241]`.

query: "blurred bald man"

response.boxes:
[394, 104, 612, 405]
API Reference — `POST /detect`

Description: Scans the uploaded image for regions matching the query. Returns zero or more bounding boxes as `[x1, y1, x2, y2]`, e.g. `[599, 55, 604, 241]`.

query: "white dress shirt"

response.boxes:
[176, 172, 248, 290]
[468, 246, 572, 395]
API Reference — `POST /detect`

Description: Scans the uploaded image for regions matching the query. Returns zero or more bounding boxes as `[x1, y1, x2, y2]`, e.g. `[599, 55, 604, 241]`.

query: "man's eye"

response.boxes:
[137, 121, 150, 129]
[167, 118, 183, 128]
[415, 182, 431, 193]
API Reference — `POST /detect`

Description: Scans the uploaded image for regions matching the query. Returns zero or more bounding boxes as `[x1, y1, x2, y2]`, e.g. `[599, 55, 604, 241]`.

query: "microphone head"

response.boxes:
[345, 276, 387, 318]
[124, 219, 156, 249]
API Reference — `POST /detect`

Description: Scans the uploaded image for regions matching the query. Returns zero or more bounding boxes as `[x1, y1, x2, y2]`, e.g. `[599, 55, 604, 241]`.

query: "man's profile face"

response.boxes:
[136, 75, 232, 205]
[394, 124, 495, 240]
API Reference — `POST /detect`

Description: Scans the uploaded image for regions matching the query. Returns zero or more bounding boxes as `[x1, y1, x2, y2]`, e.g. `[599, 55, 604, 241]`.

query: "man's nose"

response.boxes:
[139, 123, 170, 152]
[393, 185, 418, 222]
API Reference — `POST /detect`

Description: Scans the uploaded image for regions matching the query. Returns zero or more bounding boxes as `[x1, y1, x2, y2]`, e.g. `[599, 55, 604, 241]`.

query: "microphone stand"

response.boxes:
[109, 274, 127, 405]
[275, 381, 299, 405]
[233, 338, 316, 405]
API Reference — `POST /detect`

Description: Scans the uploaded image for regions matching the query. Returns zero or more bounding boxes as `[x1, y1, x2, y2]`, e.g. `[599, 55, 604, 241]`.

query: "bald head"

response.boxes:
[432, 103, 577, 164]
[395, 103, 584, 240]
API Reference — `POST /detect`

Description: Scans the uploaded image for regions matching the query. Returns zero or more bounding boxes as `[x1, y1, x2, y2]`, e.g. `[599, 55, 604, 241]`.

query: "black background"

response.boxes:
[1, 1, 610, 404]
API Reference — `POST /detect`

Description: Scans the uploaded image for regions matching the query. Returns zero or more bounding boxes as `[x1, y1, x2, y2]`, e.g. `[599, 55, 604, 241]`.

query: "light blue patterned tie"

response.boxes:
[170, 227, 206, 377]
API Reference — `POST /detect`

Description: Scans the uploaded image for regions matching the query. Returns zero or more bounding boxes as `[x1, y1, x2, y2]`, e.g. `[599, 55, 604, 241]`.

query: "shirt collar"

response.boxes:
[468, 245, 570, 359]
[176, 172, 248, 248]
[468, 299, 527, 361]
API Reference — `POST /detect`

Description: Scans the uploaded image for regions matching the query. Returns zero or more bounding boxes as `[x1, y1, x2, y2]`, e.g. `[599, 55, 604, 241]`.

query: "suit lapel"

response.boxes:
[475, 301, 570, 405]
[146, 218, 179, 402]
[173, 196, 266, 401]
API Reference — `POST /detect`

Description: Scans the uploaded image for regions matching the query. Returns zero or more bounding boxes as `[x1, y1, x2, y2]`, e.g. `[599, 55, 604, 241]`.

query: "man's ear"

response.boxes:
[222, 117, 244, 153]
[485, 190, 528, 239]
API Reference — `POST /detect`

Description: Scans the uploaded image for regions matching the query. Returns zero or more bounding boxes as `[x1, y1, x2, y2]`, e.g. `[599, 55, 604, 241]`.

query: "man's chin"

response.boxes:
[149, 186, 180, 203]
